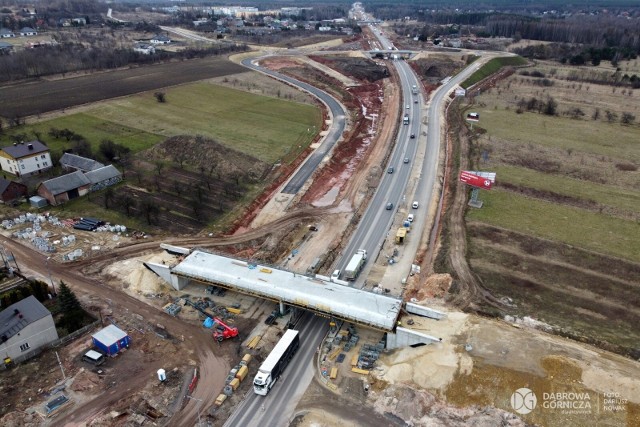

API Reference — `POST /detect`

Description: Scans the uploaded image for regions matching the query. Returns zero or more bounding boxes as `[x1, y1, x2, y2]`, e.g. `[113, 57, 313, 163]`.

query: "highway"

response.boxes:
[240, 57, 347, 194]
[223, 312, 328, 427]
[225, 8, 487, 426]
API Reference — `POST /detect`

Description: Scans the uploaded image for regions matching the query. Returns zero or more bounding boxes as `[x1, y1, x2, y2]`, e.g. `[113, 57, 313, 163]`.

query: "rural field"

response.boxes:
[459, 58, 640, 357]
[0, 61, 322, 234]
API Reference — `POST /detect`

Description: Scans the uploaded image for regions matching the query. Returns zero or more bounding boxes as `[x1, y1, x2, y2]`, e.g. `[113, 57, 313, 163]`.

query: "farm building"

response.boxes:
[0, 178, 28, 203]
[150, 34, 171, 44]
[133, 43, 155, 55]
[85, 165, 122, 191]
[0, 296, 59, 364]
[0, 141, 52, 177]
[37, 171, 90, 206]
[0, 28, 15, 38]
[19, 27, 37, 36]
[60, 153, 104, 173]
[92, 325, 130, 355]
[0, 41, 13, 54]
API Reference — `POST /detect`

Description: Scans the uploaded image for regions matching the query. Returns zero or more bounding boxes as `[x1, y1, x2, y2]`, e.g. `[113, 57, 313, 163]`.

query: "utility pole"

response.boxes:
[55, 351, 66, 380]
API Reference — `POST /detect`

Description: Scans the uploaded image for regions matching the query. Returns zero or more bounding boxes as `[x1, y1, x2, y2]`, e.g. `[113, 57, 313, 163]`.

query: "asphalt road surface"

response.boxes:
[223, 313, 328, 427]
[240, 57, 347, 194]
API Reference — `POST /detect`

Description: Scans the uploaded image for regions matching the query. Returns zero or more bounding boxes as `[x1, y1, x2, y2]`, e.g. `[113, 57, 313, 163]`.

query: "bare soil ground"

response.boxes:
[0, 57, 247, 119]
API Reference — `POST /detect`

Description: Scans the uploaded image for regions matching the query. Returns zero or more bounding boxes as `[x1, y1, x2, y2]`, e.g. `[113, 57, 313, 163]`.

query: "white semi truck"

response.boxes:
[253, 329, 300, 396]
[344, 249, 367, 280]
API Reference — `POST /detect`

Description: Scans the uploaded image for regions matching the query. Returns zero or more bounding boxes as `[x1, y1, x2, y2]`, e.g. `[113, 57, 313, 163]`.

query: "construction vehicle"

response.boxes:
[212, 317, 239, 342]
[183, 298, 238, 342]
[344, 249, 367, 280]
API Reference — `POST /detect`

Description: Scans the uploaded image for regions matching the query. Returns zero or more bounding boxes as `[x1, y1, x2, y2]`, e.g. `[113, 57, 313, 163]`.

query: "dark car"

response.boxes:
[410, 133, 415, 139]
[387, 167, 394, 174]
[386, 202, 394, 210]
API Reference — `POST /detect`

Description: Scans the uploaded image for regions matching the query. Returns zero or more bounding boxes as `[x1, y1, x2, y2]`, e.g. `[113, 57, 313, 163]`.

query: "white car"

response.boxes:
[331, 270, 340, 281]
[407, 214, 414, 222]
[412, 201, 419, 209]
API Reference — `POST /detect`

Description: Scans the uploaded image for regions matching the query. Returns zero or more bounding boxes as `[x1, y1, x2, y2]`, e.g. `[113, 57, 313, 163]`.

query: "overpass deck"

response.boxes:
[171, 250, 402, 331]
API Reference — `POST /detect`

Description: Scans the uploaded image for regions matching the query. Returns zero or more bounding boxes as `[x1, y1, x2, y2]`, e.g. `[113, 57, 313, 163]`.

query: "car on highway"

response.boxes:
[407, 214, 414, 222]
[386, 202, 393, 210]
[410, 133, 415, 139]
[406, 104, 410, 109]
[414, 99, 418, 104]
[387, 167, 394, 174]
[403, 157, 409, 164]
[412, 201, 419, 209]
[331, 269, 340, 281]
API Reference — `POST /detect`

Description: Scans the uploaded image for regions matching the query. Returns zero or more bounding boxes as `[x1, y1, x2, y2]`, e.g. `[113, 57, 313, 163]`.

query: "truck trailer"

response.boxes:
[344, 249, 367, 280]
[253, 329, 300, 396]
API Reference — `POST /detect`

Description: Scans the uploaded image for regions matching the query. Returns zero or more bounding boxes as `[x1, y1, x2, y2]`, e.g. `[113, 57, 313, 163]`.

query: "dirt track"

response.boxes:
[0, 234, 229, 426]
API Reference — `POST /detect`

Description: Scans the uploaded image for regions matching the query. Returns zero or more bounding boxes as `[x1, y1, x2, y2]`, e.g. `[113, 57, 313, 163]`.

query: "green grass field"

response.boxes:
[2, 82, 322, 165]
[89, 83, 322, 163]
[467, 189, 640, 262]
[492, 164, 640, 212]
[461, 56, 527, 89]
[475, 108, 640, 162]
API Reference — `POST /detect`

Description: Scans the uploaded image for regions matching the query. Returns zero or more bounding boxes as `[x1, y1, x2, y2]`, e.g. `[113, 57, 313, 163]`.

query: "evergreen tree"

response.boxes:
[58, 282, 81, 313]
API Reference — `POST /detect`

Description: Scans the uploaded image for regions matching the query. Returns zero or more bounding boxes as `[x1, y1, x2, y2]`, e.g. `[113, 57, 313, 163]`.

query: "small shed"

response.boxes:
[0, 178, 27, 203]
[29, 195, 48, 208]
[91, 324, 131, 355]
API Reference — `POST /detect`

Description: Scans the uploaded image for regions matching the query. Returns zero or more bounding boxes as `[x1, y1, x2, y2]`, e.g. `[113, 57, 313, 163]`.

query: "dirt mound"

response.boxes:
[407, 273, 453, 300]
[71, 369, 102, 392]
[310, 56, 389, 82]
[146, 135, 270, 180]
[411, 56, 465, 84]
[373, 384, 525, 426]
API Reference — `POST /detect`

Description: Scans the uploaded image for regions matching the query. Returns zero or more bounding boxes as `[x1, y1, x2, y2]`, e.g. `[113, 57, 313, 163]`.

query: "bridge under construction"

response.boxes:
[146, 247, 402, 332]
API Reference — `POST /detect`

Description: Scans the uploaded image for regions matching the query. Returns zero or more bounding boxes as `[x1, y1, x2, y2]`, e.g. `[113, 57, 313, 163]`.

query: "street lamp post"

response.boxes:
[45, 256, 56, 296]
[185, 395, 203, 427]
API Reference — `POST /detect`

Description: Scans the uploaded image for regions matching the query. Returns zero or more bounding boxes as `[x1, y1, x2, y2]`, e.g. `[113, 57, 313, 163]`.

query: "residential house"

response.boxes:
[0, 178, 28, 203]
[0, 41, 13, 54]
[37, 171, 90, 206]
[0, 28, 16, 38]
[0, 141, 52, 177]
[0, 296, 59, 364]
[150, 34, 171, 44]
[19, 27, 37, 36]
[85, 165, 122, 191]
[59, 153, 104, 173]
[133, 43, 155, 55]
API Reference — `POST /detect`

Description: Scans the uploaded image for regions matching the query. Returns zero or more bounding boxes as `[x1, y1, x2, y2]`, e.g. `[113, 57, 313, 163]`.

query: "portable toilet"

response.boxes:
[91, 324, 131, 356]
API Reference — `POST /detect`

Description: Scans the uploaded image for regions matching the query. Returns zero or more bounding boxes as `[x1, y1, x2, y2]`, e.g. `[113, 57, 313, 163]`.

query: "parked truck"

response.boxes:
[253, 329, 300, 396]
[403, 114, 410, 125]
[344, 249, 367, 280]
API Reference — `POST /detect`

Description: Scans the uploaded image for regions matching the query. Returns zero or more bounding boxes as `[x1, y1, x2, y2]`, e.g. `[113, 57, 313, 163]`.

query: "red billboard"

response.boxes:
[459, 171, 493, 190]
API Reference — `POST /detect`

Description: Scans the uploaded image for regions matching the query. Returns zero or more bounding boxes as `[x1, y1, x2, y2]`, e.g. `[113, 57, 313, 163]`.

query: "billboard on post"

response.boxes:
[459, 171, 493, 190]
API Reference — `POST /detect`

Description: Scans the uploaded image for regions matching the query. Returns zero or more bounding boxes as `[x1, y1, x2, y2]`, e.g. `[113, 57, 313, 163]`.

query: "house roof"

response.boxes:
[0, 177, 24, 195]
[1, 140, 49, 159]
[20, 27, 36, 33]
[60, 153, 104, 172]
[85, 165, 121, 184]
[0, 28, 14, 35]
[0, 296, 51, 342]
[40, 171, 90, 196]
[92, 324, 128, 346]
[152, 34, 170, 41]
[0, 41, 12, 49]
